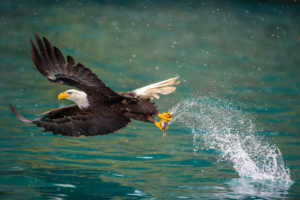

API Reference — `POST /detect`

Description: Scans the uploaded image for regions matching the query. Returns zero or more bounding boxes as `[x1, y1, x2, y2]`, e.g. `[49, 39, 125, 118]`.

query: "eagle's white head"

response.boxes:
[58, 89, 90, 109]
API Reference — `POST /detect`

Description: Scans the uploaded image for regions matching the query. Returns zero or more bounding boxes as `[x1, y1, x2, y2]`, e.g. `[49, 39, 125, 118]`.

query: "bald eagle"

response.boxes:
[10, 34, 180, 137]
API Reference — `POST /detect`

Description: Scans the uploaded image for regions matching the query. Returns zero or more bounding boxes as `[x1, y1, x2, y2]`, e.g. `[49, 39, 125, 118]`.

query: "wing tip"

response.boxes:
[29, 38, 35, 46]
[34, 33, 40, 39]
[9, 103, 32, 123]
[67, 55, 75, 65]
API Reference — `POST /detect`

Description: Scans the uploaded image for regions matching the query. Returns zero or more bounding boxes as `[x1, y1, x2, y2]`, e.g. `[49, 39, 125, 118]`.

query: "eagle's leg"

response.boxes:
[154, 112, 173, 137]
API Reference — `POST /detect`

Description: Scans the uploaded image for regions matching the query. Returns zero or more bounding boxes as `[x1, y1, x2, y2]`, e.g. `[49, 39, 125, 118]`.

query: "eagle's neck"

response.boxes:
[72, 91, 90, 109]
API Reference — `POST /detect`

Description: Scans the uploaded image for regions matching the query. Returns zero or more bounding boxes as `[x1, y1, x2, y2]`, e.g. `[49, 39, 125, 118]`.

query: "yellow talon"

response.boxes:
[155, 112, 173, 136]
[155, 121, 163, 130]
[157, 112, 173, 122]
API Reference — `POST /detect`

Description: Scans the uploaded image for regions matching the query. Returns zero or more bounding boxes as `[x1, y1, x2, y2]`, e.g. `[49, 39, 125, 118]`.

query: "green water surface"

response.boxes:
[0, 0, 300, 199]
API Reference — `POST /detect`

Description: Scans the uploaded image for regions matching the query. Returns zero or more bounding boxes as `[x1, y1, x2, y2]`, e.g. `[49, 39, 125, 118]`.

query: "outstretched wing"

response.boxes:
[10, 104, 131, 137]
[30, 33, 123, 100]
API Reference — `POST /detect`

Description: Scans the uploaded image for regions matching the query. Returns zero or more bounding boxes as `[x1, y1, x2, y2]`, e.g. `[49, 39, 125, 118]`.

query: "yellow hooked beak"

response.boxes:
[58, 92, 71, 100]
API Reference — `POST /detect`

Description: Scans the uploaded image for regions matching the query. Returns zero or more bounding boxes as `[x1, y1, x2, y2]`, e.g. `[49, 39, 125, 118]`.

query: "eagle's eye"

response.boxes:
[67, 92, 73, 95]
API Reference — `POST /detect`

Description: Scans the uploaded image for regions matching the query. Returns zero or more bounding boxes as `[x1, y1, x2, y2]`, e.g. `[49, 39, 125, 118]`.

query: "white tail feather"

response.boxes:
[133, 77, 180, 100]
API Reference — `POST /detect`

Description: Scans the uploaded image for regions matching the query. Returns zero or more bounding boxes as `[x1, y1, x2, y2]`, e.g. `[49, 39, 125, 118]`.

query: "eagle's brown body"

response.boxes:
[85, 92, 158, 123]
[9, 33, 179, 137]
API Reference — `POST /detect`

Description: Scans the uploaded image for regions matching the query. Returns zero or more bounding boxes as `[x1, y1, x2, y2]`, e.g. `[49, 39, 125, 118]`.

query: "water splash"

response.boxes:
[170, 95, 291, 182]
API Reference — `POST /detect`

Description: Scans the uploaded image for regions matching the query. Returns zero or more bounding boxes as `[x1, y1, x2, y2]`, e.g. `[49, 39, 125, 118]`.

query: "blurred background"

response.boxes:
[0, 0, 300, 199]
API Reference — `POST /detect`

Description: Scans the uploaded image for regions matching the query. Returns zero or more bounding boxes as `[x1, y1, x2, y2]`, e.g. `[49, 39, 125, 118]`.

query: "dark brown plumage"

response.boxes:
[10, 33, 179, 137]
[30, 34, 123, 100]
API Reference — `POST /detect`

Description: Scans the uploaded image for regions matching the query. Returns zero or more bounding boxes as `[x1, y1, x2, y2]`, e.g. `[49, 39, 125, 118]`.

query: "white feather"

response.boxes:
[133, 77, 180, 100]
[65, 89, 90, 109]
